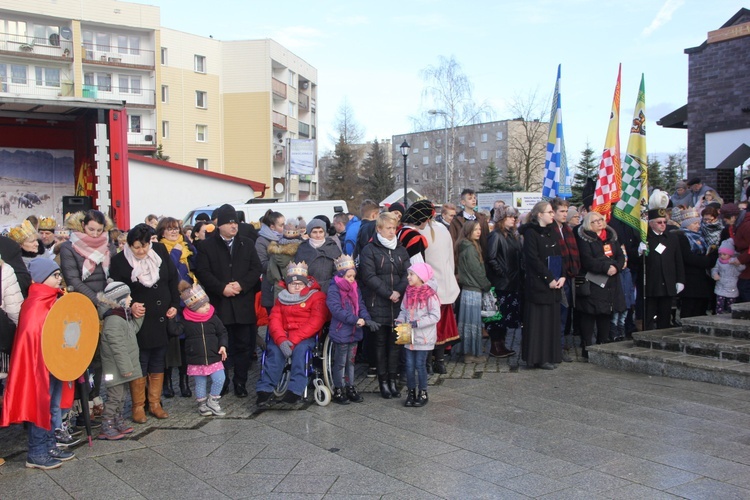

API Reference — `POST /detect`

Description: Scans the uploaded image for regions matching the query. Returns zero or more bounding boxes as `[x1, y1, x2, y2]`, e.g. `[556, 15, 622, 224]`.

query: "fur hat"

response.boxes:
[38, 216, 56, 232]
[29, 258, 59, 283]
[680, 207, 701, 229]
[306, 218, 327, 235]
[9, 220, 37, 244]
[285, 261, 309, 285]
[408, 262, 434, 284]
[648, 189, 670, 221]
[104, 281, 131, 306]
[402, 200, 435, 226]
[64, 210, 115, 232]
[214, 204, 237, 227]
[493, 206, 519, 223]
[178, 281, 210, 311]
[334, 254, 355, 274]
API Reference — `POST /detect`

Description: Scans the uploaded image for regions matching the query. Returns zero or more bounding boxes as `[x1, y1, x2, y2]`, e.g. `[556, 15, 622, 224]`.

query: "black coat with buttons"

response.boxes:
[110, 242, 180, 350]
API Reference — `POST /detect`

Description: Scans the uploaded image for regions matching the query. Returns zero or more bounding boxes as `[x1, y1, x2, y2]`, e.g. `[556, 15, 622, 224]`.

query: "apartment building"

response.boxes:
[393, 119, 548, 204]
[0, 0, 318, 200]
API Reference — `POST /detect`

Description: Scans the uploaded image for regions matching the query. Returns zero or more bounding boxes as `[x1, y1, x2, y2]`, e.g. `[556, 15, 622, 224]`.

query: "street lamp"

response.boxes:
[400, 140, 410, 207]
[428, 109, 449, 203]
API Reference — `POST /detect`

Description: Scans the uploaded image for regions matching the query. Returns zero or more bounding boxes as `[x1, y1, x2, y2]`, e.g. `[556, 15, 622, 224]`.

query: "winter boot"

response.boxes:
[129, 376, 147, 423]
[404, 389, 416, 407]
[162, 367, 175, 398]
[98, 419, 126, 440]
[197, 398, 212, 416]
[378, 375, 392, 399]
[114, 414, 134, 435]
[332, 387, 350, 405]
[433, 358, 447, 374]
[388, 375, 402, 398]
[346, 386, 364, 403]
[178, 368, 192, 398]
[206, 395, 226, 416]
[413, 390, 429, 407]
[147, 373, 169, 419]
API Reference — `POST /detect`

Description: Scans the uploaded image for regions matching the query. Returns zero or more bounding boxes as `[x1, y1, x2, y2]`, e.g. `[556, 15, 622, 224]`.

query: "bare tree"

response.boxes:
[506, 90, 550, 192]
[413, 55, 494, 202]
[329, 98, 365, 145]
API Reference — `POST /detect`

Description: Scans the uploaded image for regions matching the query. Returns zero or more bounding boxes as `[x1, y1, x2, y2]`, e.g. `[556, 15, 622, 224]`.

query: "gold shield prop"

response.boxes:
[42, 292, 100, 382]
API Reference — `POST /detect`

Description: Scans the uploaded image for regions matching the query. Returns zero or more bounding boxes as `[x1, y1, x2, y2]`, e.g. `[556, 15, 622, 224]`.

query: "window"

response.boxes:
[496, 150, 503, 159]
[129, 36, 140, 55]
[469, 141, 476, 148]
[95, 33, 111, 51]
[437, 138, 442, 146]
[413, 148, 419, 154]
[118, 75, 141, 94]
[196, 158, 208, 170]
[194, 55, 206, 73]
[458, 153, 465, 162]
[288, 101, 296, 118]
[1, 20, 27, 42]
[10, 64, 27, 84]
[84, 72, 94, 86]
[160, 47, 168, 65]
[34, 67, 60, 87]
[288, 70, 296, 87]
[423, 140, 429, 149]
[162, 121, 169, 138]
[196, 91, 207, 108]
[469, 159, 475, 164]
[33, 24, 59, 45]
[129, 115, 141, 133]
[422, 156, 429, 165]
[496, 131, 503, 140]
[0, 64, 7, 91]
[196, 125, 207, 142]
[97, 73, 112, 91]
[459, 136, 465, 145]
[481, 133, 488, 143]
[115, 35, 140, 55]
[161, 85, 168, 103]
[458, 169, 463, 179]
[435, 155, 442, 164]
[480, 150, 488, 160]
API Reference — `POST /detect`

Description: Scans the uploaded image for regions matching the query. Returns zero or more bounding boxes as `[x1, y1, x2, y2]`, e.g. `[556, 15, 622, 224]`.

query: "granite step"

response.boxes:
[633, 328, 750, 362]
[587, 340, 750, 390]
[731, 301, 750, 320]
[680, 315, 750, 339]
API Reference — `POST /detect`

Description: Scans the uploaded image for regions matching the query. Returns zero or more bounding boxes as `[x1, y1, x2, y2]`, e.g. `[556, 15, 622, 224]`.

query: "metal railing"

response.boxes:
[127, 128, 156, 147]
[272, 77, 287, 99]
[298, 92, 309, 110]
[81, 84, 155, 105]
[0, 77, 74, 97]
[0, 32, 74, 59]
[82, 42, 155, 67]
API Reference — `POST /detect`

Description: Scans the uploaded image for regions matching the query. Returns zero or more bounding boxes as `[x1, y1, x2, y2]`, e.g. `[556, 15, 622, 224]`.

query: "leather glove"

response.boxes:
[365, 320, 380, 331]
[409, 320, 419, 328]
[676, 283, 685, 294]
[278, 340, 293, 358]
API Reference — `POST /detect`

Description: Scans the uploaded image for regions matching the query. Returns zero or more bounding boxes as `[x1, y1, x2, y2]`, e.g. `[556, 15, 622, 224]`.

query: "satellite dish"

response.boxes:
[274, 182, 284, 194]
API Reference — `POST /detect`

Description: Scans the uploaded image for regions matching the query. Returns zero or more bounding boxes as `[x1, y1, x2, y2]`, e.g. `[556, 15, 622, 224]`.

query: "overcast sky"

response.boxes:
[136, 0, 747, 165]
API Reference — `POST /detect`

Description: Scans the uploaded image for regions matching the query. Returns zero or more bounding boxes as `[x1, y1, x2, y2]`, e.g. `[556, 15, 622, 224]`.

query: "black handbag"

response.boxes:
[574, 275, 591, 297]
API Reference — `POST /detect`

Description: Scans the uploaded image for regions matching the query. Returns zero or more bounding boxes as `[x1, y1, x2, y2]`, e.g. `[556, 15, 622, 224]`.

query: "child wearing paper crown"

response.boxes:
[96, 281, 144, 440]
[395, 262, 440, 408]
[326, 255, 378, 405]
[711, 239, 746, 314]
[169, 281, 229, 417]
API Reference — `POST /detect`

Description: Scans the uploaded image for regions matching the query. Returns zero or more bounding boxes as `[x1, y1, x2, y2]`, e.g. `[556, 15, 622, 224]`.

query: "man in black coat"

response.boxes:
[194, 204, 262, 397]
[645, 208, 685, 330]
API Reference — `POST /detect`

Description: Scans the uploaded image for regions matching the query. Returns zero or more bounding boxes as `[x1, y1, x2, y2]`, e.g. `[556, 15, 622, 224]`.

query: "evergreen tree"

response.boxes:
[324, 134, 361, 207]
[647, 156, 664, 191]
[362, 139, 394, 203]
[662, 152, 686, 194]
[497, 165, 522, 192]
[480, 160, 502, 192]
[154, 143, 170, 162]
[570, 144, 598, 205]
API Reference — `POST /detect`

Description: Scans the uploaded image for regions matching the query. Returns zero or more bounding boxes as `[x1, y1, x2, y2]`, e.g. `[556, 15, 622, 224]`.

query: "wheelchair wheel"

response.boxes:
[322, 334, 334, 390]
[314, 381, 331, 406]
[273, 362, 291, 397]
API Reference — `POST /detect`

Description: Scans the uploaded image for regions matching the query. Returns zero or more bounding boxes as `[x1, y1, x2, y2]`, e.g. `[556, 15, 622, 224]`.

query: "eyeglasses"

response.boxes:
[591, 219, 605, 223]
[653, 220, 667, 225]
[166, 227, 180, 232]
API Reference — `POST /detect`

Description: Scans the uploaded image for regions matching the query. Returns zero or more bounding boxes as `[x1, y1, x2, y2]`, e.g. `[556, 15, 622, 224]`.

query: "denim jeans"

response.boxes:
[332, 342, 357, 388]
[193, 369, 226, 399]
[27, 423, 55, 461]
[404, 349, 429, 391]
[256, 336, 315, 396]
[49, 374, 63, 430]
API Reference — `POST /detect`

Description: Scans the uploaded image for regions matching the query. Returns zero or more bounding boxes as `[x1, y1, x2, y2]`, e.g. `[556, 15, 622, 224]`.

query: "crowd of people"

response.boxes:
[0, 177, 748, 470]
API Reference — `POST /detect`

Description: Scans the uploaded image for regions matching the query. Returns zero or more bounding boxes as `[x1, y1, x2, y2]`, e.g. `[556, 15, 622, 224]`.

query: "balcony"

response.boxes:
[272, 77, 286, 99]
[0, 78, 74, 98]
[82, 43, 155, 69]
[128, 128, 156, 148]
[274, 144, 286, 163]
[0, 32, 74, 61]
[298, 92, 309, 110]
[81, 84, 155, 107]
[272, 111, 287, 130]
[310, 97, 316, 113]
[299, 122, 310, 138]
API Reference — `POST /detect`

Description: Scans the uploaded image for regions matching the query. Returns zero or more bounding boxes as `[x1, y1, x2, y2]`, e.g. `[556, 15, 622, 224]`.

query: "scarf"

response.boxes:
[403, 283, 437, 312]
[308, 237, 325, 249]
[259, 224, 281, 243]
[278, 287, 317, 305]
[123, 243, 162, 287]
[333, 276, 359, 316]
[160, 236, 192, 269]
[683, 229, 707, 255]
[183, 304, 215, 322]
[598, 229, 608, 241]
[377, 233, 397, 250]
[700, 220, 723, 247]
[69, 231, 110, 280]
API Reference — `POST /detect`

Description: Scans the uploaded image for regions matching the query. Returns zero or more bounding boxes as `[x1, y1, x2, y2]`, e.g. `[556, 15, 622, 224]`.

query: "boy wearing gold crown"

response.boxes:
[326, 255, 379, 404]
[256, 261, 328, 407]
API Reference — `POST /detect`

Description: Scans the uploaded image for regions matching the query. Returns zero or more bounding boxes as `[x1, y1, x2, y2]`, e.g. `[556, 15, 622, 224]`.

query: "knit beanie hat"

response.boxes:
[719, 239, 736, 255]
[408, 262, 434, 284]
[178, 281, 210, 311]
[566, 207, 579, 224]
[29, 258, 60, 283]
[104, 281, 131, 306]
[720, 203, 741, 218]
[388, 202, 405, 218]
[306, 218, 327, 235]
[285, 261, 309, 286]
[214, 204, 237, 227]
[297, 218, 307, 234]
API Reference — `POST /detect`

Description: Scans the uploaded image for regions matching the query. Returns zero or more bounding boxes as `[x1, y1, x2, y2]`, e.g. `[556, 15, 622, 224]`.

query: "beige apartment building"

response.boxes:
[0, 0, 318, 199]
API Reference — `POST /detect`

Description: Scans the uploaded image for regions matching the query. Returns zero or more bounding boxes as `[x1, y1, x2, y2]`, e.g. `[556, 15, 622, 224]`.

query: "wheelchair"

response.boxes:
[260, 329, 334, 407]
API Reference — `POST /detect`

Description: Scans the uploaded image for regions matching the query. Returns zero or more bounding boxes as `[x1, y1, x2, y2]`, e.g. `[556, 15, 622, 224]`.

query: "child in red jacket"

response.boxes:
[255, 261, 328, 407]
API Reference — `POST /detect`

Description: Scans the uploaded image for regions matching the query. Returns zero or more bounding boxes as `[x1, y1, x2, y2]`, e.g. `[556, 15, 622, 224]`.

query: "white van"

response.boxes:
[183, 199, 348, 226]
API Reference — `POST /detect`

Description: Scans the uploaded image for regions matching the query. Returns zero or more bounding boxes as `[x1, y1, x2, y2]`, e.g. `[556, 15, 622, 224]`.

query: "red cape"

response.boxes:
[1, 283, 63, 429]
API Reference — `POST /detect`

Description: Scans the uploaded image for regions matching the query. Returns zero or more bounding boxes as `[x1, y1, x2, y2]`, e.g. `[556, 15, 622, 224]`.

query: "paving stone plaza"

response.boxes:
[2, 352, 750, 499]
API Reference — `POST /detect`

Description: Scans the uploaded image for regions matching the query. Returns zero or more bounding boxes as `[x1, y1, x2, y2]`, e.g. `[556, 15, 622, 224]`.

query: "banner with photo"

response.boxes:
[289, 139, 316, 175]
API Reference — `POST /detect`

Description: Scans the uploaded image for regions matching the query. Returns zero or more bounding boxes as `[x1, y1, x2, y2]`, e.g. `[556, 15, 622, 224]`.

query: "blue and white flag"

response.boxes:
[541, 65, 571, 199]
